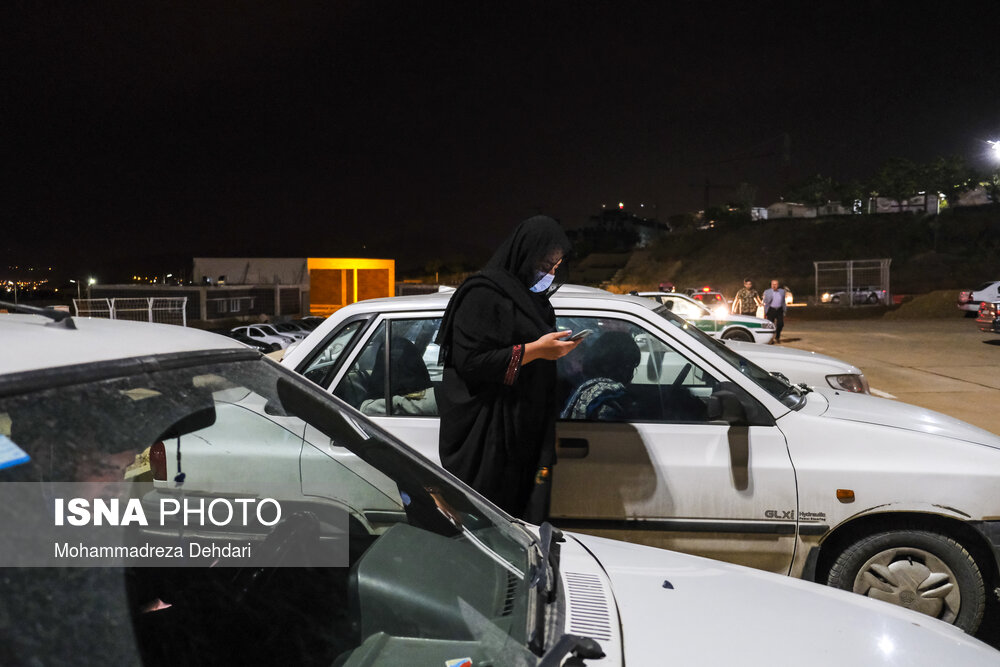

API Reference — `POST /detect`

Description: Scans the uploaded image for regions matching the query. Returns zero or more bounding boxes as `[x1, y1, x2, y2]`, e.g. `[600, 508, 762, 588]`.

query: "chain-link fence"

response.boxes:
[73, 297, 188, 326]
[813, 259, 891, 306]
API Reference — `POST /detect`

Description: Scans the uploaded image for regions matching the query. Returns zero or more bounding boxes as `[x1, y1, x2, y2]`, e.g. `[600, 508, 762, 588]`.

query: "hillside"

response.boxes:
[601, 205, 1000, 298]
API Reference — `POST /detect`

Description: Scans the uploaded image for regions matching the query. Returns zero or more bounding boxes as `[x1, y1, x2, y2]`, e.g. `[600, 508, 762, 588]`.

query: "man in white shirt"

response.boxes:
[761, 279, 787, 343]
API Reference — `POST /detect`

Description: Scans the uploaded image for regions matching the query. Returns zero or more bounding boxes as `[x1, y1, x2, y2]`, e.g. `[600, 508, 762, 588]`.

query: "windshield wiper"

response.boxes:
[537, 633, 605, 666]
[527, 522, 564, 655]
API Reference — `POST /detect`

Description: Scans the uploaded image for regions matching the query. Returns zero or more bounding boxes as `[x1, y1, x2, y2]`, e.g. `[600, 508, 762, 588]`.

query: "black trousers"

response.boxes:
[765, 307, 785, 341]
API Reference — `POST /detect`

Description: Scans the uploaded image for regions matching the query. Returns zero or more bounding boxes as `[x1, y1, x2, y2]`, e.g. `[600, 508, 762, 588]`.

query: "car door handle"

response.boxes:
[557, 437, 589, 458]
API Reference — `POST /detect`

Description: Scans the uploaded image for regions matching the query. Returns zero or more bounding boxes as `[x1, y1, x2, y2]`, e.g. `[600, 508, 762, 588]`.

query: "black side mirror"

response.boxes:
[706, 389, 749, 426]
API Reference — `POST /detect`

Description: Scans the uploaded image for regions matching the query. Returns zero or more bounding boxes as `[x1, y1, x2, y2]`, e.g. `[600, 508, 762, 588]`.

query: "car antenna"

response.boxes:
[0, 300, 77, 329]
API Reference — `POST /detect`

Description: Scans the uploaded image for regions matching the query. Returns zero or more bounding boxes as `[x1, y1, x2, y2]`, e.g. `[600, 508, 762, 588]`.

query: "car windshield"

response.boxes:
[0, 350, 542, 666]
[652, 305, 804, 408]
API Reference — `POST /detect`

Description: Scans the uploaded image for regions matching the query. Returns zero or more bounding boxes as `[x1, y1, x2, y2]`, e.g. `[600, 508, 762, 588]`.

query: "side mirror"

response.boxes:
[706, 389, 749, 426]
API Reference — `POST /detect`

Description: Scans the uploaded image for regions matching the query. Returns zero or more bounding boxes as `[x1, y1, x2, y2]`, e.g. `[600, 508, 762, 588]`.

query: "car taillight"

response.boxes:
[150, 441, 167, 481]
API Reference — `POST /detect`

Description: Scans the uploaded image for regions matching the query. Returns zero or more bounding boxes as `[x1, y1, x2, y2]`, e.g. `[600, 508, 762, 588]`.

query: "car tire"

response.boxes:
[831, 295, 841, 304]
[826, 529, 985, 634]
[866, 294, 878, 304]
[721, 328, 754, 342]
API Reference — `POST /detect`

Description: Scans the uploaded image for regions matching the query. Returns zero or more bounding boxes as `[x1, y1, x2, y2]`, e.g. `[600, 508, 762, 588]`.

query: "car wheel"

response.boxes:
[866, 294, 878, 304]
[269, 343, 282, 352]
[831, 295, 841, 304]
[826, 529, 985, 633]
[721, 328, 754, 342]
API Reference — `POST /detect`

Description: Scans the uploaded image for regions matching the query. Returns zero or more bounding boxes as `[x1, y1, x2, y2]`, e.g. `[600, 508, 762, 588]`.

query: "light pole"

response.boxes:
[87, 277, 96, 299]
[69, 279, 80, 300]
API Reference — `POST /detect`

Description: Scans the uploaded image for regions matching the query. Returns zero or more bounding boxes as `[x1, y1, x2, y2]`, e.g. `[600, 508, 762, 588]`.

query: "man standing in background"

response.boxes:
[762, 279, 787, 343]
[732, 278, 762, 316]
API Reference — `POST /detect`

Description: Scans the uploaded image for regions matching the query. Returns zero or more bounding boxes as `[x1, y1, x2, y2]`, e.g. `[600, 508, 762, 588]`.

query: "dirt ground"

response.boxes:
[780, 316, 1000, 436]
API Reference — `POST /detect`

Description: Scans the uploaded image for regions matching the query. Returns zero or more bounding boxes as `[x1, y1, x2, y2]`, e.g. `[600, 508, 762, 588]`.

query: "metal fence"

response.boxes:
[73, 297, 188, 326]
[813, 259, 892, 306]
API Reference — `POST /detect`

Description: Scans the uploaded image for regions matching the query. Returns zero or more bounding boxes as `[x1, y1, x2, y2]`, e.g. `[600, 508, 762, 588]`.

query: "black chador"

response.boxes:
[436, 216, 570, 522]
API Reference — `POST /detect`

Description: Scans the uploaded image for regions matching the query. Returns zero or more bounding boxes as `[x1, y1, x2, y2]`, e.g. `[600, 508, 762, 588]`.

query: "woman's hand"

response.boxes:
[523, 331, 581, 364]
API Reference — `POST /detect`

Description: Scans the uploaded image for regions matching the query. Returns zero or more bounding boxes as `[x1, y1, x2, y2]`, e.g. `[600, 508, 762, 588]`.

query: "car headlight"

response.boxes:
[826, 373, 870, 394]
[761, 321, 775, 330]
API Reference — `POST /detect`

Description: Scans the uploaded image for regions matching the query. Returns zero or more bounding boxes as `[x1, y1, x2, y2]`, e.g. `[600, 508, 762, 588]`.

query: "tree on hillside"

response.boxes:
[985, 169, 1000, 205]
[784, 173, 835, 216]
[869, 158, 919, 212]
[921, 156, 978, 208]
[833, 179, 864, 213]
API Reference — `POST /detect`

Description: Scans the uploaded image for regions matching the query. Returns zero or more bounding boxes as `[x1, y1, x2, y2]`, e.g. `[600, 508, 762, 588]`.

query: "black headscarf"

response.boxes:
[437, 215, 571, 366]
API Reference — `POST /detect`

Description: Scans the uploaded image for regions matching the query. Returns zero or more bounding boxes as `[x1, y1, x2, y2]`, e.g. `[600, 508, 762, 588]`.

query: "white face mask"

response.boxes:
[529, 271, 555, 293]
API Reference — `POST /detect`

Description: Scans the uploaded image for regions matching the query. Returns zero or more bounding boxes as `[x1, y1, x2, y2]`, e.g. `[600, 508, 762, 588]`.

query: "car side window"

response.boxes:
[301, 320, 367, 388]
[332, 318, 442, 417]
[333, 322, 386, 409]
[556, 316, 719, 423]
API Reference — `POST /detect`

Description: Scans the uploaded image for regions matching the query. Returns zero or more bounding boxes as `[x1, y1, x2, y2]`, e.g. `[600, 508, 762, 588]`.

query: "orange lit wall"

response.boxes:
[307, 258, 395, 315]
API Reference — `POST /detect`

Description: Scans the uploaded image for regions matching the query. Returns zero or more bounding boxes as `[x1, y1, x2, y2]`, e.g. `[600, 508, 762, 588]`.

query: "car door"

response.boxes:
[551, 310, 798, 575]
[324, 313, 444, 463]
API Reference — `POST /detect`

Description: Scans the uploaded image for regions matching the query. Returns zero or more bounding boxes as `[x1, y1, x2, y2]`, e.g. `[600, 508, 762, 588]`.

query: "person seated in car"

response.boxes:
[561, 331, 641, 421]
[361, 337, 437, 416]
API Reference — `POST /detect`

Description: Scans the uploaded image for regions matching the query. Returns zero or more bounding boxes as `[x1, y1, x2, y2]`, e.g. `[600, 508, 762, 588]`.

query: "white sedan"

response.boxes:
[283, 285, 1000, 635]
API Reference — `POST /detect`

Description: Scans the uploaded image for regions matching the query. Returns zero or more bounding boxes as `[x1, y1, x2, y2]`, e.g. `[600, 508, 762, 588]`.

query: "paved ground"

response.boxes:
[780, 316, 1000, 648]
[780, 317, 1000, 436]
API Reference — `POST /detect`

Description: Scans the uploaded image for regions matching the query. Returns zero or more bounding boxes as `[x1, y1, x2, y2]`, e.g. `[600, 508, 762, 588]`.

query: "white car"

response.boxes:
[283, 286, 1000, 634]
[231, 323, 296, 349]
[959, 281, 1000, 314]
[3, 311, 996, 664]
[635, 290, 775, 343]
[821, 287, 887, 305]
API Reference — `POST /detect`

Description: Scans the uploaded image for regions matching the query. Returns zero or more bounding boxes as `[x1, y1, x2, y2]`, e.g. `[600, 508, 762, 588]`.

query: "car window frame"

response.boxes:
[553, 306, 782, 424]
[294, 313, 375, 389]
[323, 310, 445, 414]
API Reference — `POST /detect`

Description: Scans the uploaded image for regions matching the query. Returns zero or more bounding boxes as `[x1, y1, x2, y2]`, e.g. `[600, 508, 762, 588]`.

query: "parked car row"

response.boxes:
[5, 310, 997, 664]
[227, 317, 323, 351]
[281, 285, 999, 636]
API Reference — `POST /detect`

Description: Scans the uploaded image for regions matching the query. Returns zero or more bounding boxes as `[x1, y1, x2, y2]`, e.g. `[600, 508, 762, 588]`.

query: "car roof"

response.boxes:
[335, 284, 660, 315]
[0, 314, 246, 375]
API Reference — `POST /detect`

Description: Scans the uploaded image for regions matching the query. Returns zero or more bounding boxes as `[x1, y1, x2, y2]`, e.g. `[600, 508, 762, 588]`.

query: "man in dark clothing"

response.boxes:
[436, 216, 580, 523]
[762, 279, 788, 343]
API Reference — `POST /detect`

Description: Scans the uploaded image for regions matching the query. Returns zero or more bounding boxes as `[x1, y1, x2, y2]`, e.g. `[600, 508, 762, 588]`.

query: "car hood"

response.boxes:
[721, 313, 770, 326]
[804, 390, 1000, 448]
[725, 339, 860, 373]
[569, 532, 998, 665]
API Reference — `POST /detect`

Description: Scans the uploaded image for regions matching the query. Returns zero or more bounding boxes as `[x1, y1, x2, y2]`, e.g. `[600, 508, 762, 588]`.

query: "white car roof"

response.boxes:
[338, 284, 658, 315]
[0, 314, 245, 375]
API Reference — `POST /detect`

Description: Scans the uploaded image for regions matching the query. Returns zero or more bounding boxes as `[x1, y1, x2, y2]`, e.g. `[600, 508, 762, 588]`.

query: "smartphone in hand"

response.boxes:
[564, 328, 593, 342]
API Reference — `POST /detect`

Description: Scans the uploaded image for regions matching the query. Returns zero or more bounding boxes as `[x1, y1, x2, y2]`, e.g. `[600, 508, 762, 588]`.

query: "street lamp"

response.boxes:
[87, 277, 96, 299]
[989, 140, 1000, 162]
[69, 279, 80, 300]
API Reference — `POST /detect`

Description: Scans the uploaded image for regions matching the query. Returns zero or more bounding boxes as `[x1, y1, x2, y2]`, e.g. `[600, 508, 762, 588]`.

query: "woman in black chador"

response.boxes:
[436, 215, 580, 522]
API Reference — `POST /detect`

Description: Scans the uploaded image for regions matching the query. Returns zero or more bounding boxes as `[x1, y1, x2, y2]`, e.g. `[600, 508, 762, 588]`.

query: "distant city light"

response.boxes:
[618, 202, 624, 209]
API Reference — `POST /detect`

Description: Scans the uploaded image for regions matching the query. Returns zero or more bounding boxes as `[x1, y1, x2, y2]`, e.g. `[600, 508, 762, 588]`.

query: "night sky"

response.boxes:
[4, 1, 1000, 280]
